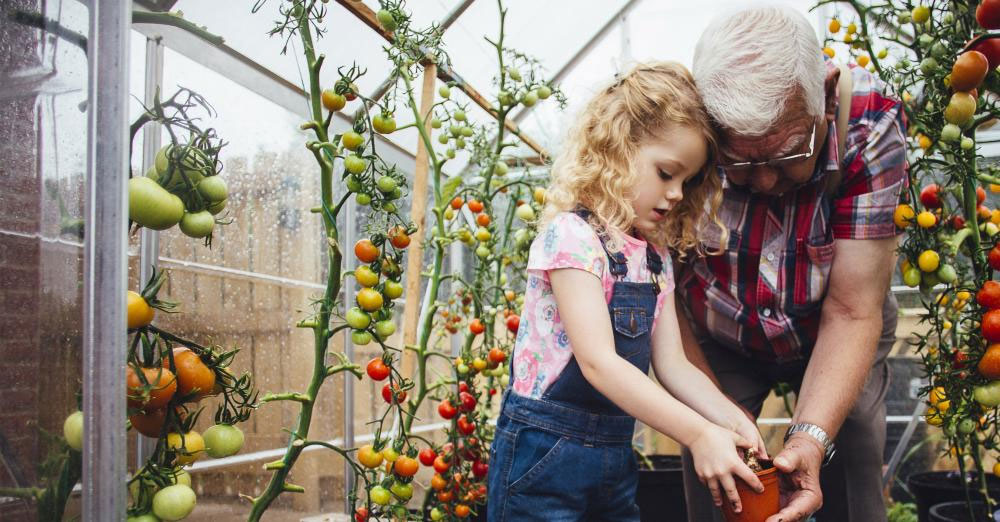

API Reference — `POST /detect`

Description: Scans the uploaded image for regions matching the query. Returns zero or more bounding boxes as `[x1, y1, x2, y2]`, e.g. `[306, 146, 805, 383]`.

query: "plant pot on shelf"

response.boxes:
[928, 500, 998, 522]
[907, 471, 1000, 522]
[721, 462, 780, 522]
[636, 455, 687, 522]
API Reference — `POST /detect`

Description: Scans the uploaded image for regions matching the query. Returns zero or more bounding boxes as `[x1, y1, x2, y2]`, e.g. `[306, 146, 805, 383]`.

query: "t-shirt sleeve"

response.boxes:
[832, 71, 908, 240]
[526, 212, 607, 280]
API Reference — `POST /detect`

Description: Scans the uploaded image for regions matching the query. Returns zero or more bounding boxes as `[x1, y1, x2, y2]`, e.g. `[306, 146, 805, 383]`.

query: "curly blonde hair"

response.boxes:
[542, 61, 725, 257]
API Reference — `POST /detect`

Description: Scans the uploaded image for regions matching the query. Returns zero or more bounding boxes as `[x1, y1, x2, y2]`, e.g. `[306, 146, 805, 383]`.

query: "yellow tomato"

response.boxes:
[918, 134, 932, 150]
[956, 290, 971, 301]
[916, 211, 936, 228]
[918, 250, 940, 272]
[829, 19, 841, 32]
[357, 444, 384, 469]
[846, 22, 857, 34]
[925, 407, 944, 426]
[929, 386, 947, 406]
[167, 431, 205, 465]
[823, 47, 835, 58]
[127, 291, 155, 329]
[857, 55, 870, 67]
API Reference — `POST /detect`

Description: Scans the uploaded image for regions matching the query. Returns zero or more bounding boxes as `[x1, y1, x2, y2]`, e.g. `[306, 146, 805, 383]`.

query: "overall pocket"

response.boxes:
[507, 427, 570, 493]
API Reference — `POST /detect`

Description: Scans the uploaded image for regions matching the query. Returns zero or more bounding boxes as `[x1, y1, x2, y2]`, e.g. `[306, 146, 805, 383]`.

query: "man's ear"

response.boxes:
[823, 66, 841, 122]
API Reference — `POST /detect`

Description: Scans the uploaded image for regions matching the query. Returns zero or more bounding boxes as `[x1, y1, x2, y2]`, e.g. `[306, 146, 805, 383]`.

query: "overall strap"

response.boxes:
[573, 208, 664, 284]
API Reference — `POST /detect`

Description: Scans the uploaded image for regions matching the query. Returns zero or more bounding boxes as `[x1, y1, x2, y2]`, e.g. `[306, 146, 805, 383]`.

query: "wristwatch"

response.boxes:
[785, 423, 836, 466]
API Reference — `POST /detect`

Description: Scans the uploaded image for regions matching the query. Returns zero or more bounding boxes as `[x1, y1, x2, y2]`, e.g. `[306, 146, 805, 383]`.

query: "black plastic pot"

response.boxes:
[928, 500, 999, 522]
[908, 471, 1000, 522]
[636, 455, 687, 522]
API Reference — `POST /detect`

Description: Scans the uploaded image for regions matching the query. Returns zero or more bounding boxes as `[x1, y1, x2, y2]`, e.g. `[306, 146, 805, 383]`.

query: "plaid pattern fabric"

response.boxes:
[677, 63, 908, 363]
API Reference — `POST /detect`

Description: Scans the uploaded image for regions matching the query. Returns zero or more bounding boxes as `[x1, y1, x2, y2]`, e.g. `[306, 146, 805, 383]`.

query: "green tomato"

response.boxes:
[152, 484, 196, 521]
[460, 126, 474, 137]
[430, 507, 445, 521]
[454, 110, 467, 122]
[345, 155, 367, 175]
[958, 418, 977, 435]
[375, 319, 397, 340]
[202, 424, 244, 458]
[63, 411, 83, 451]
[383, 280, 403, 300]
[941, 124, 962, 143]
[207, 199, 227, 215]
[438, 133, 450, 145]
[918, 33, 934, 48]
[961, 137, 975, 150]
[129, 177, 185, 231]
[154, 145, 172, 174]
[370, 485, 392, 505]
[922, 271, 940, 287]
[352, 330, 373, 346]
[377, 176, 398, 193]
[431, 118, 442, 129]
[168, 469, 191, 488]
[500, 373, 510, 387]
[494, 161, 509, 175]
[930, 42, 947, 59]
[515, 204, 535, 222]
[179, 210, 215, 239]
[376, 9, 396, 31]
[390, 481, 413, 500]
[476, 245, 490, 258]
[507, 67, 522, 82]
[126, 514, 160, 522]
[919, 57, 938, 75]
[521, 91, 538, 107]
[384, 202, 398, 213]
[449, 124, 463, 137]
[936, 264, 957, 284]
[456, 138, 466, 150]
[161, 146, 211, 191]
[902, 266, 922, 287]
[372, 115, 397, 134]
[197, 176, 228, 203]
[342, 131, 364, 151]
[356, 193, 372, 206]
[457, 363, 469, 375]
[536, 85, 552, 99]
[346, 307, 372, 329]
[975, 381, 1000, 407]
[345, 175, 362, 193]
[446, 149, 456, 159]
[438, 86, 451, 99]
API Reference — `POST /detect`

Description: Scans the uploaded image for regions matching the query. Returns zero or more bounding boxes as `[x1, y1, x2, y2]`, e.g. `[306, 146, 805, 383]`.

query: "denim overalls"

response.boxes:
[488, 211, 663, 521]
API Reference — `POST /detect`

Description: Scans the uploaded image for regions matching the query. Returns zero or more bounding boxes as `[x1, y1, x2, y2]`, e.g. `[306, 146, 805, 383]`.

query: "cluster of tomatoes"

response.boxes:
[129, 143, 228, 239]
[119, 276, 251, 521]
[350, 231, 410, 346]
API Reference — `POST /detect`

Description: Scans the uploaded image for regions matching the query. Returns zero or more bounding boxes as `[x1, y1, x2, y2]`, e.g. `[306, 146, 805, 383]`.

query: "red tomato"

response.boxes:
[979, 0, 1000, 29]
[488, 347, 507, 364]
[469, 318, 485, 335]
[920, 184, 942, 209]
[954, 350, 970, 370]
[459, 391, 477, 411]
[355, 507, 369, 522]
[980, 186, 988, 205]
[438, 400, 457, 419]
[457, 415, 476, 435]
[951, 50, 990, 92]
[382, 384, 407, 404]
[984, 309, 1000, 342]
[990, 246, 1000, 271]
[951, 215, 967, 230]
[975, 37, 1000, 70]
[388, 226, 411, 249]
[468, 200, 484, 213]
[472, 460, 489, 478]
[450, 196, 464, 209]
[505, 314, 520, 333]
[419, 448, 437, 466]
[458, 382, 469, 393]
[366, 357, 390, 381]
[354, 239, 379, 263]
[433, 455, 451, 473]
[979, 281, 1000, 310]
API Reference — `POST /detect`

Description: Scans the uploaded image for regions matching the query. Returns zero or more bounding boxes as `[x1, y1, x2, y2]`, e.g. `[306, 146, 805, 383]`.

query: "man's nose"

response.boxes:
[750, 166, 779, 192]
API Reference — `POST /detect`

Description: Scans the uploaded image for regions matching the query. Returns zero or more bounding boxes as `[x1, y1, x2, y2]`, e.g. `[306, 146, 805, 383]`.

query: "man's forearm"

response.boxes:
[793, 312, 883, 440]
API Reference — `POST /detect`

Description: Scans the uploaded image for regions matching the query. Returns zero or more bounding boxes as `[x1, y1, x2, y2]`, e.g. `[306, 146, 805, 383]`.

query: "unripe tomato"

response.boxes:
[358, 444, 384, 468]
[342, 131, 364, 150]
[203, 424, 244, 458]
[537, 85, 552, 99]
[366, 357, 390, 381]
[344, 155, 367, 175]
[127, 366, 177, 409]
[383, 280, 404, 300]
[197, 176, 228, 203]
[179, 210, 215, 239]
[355, 265, 380, 288]
[390, 480, 413, 500]
[322, 89, 347, 112]
[357, 287, 384, 312]
[376, 9, 396, 31]
[129, 177, 185, 231]
[374, 319, 396, 340]
[127, 291, 155, 329]
[515, 203, 536, 221]
[63, 411, 83, 451]
[152, 484, 196, 521]
[521, 91, 539, 107]
[352, 330, 373, 346]
[372, 114, 397, 134]
[166, 431, 205, 465]
[369, 485, 391, 506]
[347, 307, 372, 329]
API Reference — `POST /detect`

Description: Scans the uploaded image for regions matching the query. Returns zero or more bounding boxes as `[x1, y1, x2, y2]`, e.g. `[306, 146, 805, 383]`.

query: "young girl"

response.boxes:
[487, 62, 768, 521]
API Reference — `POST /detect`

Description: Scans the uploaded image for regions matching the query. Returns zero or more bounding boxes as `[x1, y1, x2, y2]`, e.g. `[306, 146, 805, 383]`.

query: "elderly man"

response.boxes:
[676, 5, 907, 522]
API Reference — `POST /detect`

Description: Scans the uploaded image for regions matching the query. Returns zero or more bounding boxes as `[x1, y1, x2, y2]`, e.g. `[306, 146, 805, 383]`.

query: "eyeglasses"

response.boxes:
[719, 122, 817, 170]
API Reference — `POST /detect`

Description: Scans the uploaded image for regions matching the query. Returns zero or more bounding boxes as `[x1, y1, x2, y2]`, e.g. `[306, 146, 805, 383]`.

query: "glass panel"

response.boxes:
[0, 0, 99, 520]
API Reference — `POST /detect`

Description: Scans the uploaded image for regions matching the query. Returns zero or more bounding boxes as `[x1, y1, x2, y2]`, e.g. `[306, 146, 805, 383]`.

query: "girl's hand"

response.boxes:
[689, 424, 764, 514]
[729, 409, 769, 461]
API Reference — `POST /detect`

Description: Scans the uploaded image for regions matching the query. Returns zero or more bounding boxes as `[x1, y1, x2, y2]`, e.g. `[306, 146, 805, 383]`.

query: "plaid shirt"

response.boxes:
[677, 63, 908, 363]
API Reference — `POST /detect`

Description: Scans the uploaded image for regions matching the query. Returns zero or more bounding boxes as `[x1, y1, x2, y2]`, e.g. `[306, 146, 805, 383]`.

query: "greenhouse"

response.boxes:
[8, 0, 1000, 521]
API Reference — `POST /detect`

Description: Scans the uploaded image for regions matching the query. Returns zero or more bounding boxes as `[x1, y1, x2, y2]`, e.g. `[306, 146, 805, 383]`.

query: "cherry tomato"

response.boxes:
[990, 246, 1000, 271]
[451, 196, 464, 209]
[506, 314, 520, 333]
[366, 358, 390, 381]
[394, 456, 419, 477]
[346, 307, 372, 329]
[354, 507, 369, 522]
[358, 444, 384, 468]
[420, 447, 437, 466]
[382, 383, 407, 404]
[342, 131, 364, 150]
[985, 309, 1000, 342]
[127, 291, 155, 329]
[457, 415, 476, 435]
[488, 347, 507, 364]
[459, 391, 477, 411]
[469, 318, 485, 335]
[438, 400, 457, 419]
[920, 184, 941, 209]
[455, 504, 471, 518]
[389, 226, 411, 249]
[433, 455, 451, 473]
[383, 280, 404, 300]
[354, 239, 379, 263]
[472, 460, 489, 478]
[127, 366, 177, 409]
[467, 199, 484, 213]
[459, 382, 469, 393]
[321, 89, 346, 112]
[431, 473, 448, 490]
[357, 287, 384, 312]
[476, 213, 491, 226]
[979, 281, 1000, 310]
[370, 485, 391, 506]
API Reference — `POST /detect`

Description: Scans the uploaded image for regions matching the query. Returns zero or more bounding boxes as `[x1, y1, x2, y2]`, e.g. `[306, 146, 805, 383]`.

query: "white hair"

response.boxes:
[692, 5, 826, 136]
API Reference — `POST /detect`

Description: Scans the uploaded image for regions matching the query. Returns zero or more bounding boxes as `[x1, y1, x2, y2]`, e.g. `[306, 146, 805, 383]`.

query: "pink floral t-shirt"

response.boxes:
[510, 212, 674, 398]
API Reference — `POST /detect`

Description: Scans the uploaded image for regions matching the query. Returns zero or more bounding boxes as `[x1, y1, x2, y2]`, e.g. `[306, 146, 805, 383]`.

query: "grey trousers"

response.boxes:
[682, 293, 897, 522]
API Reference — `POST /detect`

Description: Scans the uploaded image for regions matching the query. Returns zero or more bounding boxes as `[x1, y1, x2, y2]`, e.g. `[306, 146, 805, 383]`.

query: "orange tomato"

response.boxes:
[951, 50, 990, 91]
[469, 318, 485, 335]
[455, 504, 470, 518]
[163, 348, 216, 402]
[127, 291, 155, 329]
[129, 408, 167, 438]
[467, 200, 484, 213]
[980, 344, 1000, 379]
[450, 196, 464, 209]
[431, 473, 448, 491]
[127, 366, 177, 409]
[476, 213, 491, 226]
[388, 226, 411, 249]
[354, 239, 379, 263]
[394, 456, 419, 477]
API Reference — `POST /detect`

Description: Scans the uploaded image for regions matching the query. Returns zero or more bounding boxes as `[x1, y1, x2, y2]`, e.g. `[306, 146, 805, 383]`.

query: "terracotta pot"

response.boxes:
[721, 465, 780, 522]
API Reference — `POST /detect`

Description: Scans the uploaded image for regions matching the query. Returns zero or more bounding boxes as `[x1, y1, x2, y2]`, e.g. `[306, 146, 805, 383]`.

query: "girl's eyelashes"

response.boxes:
[658, 169, 673, 181]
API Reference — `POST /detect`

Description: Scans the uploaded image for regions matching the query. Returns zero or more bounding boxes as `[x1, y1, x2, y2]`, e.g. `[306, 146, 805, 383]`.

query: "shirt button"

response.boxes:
[766, 253, 775, 262]
[762, 307, 772, 318]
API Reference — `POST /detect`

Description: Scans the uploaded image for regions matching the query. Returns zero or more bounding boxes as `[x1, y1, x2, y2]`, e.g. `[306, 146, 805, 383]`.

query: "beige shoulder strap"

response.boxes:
[827, 63, 853, 194]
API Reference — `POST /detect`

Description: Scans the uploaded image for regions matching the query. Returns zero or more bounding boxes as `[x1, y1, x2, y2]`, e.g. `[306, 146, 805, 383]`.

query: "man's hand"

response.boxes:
[765, 433, 824, 522]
